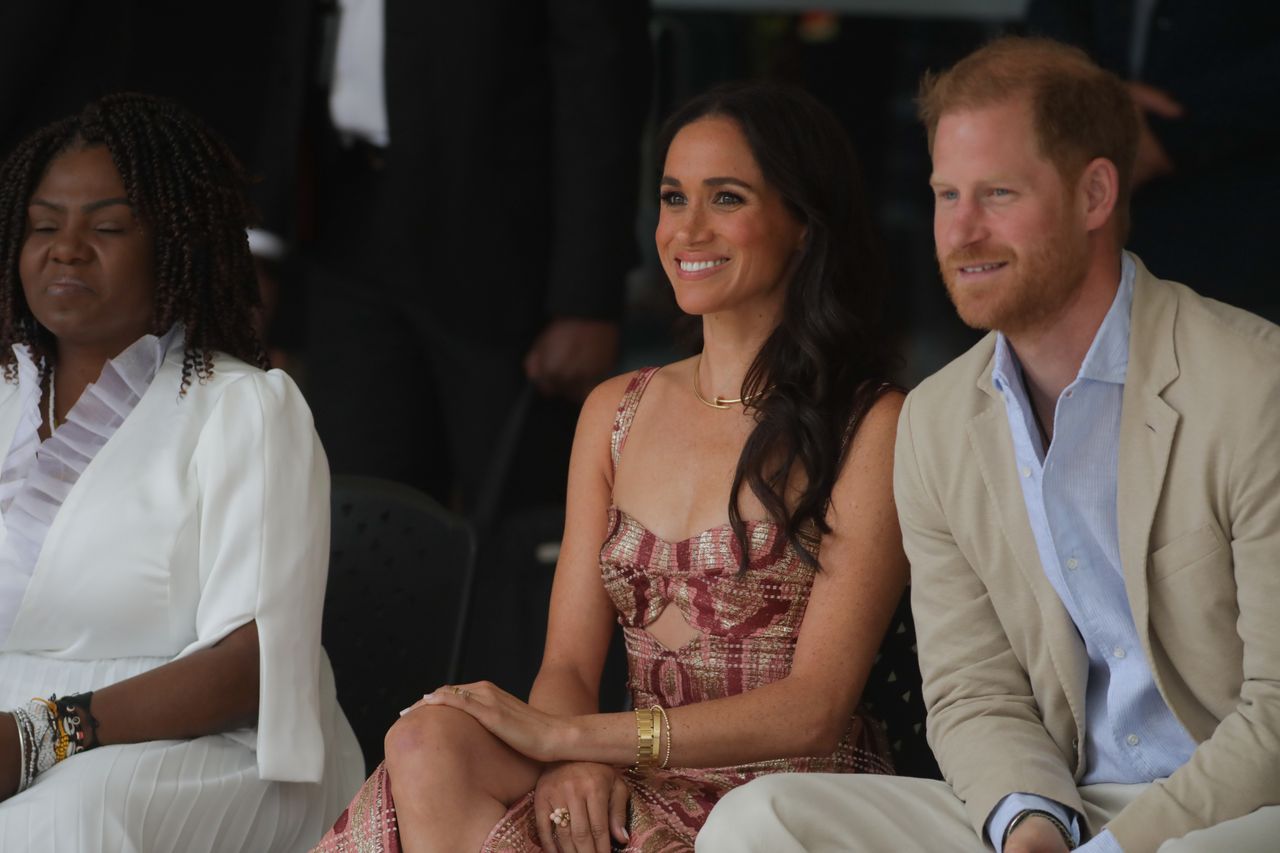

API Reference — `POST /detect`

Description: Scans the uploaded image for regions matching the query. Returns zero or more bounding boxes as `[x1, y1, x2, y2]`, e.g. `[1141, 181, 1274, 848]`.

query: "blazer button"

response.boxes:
[1072, 737, 1080, 750]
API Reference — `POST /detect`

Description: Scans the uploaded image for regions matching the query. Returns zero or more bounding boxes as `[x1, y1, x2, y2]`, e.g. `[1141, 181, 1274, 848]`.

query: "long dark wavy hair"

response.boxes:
[656, 81, 895, 571]
[0, 92, 266, 392]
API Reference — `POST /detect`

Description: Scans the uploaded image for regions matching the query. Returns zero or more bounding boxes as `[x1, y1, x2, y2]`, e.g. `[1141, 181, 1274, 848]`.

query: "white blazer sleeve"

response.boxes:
[190, 369, 330, 782]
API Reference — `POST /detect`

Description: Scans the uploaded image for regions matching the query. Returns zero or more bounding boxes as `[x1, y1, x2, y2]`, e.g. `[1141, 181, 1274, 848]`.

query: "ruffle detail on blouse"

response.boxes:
[0, 328, 179, 645]
[0, 352, 43, 516]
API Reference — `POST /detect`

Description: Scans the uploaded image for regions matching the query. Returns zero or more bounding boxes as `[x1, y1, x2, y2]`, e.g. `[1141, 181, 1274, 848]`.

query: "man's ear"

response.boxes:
[1080, 156, 1119, 233]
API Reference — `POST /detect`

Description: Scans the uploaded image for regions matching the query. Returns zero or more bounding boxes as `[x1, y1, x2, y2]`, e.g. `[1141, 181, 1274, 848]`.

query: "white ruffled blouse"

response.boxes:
[0, 328, 178, 643]
[0, 329, 345, 784]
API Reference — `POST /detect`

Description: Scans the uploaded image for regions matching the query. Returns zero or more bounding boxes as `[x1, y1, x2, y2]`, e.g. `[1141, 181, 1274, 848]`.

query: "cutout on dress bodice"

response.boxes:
[642, 601, 704, 653]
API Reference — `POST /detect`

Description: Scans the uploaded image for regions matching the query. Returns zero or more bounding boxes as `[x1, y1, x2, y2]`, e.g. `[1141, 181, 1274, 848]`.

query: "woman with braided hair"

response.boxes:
[0, 93, 363, 851]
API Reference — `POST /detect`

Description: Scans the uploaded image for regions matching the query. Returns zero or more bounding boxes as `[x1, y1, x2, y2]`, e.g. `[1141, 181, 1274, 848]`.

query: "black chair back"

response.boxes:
[324, 475, 476, 772]
[862, 587, 942, 779]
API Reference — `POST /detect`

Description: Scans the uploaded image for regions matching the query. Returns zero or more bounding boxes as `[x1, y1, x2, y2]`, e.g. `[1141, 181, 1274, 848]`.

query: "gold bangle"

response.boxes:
[654, 705, 672, 768]
[634, 707, 660, 767]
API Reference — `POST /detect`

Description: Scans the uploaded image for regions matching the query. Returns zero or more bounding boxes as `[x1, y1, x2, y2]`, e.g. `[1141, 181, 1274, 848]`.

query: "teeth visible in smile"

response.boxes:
[960, 262, 1005, 273]
[679, 258, 729, 272]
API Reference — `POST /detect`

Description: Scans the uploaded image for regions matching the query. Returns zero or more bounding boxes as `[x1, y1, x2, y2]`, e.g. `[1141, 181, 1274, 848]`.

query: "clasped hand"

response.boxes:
[534, 761, 630, 853]
[402, 681, 569, 765]
[402, 684, 631, 852]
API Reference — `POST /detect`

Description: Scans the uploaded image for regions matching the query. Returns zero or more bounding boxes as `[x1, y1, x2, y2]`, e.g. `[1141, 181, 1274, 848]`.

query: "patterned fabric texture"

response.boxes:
[313, 761, 400, 853]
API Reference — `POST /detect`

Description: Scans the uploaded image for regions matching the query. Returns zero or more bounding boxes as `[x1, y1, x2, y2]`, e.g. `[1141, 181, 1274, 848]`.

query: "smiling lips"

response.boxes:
[959, 261, 1006, 274]
[946, 253, 1012, 282]
[676, 257, 729, 277]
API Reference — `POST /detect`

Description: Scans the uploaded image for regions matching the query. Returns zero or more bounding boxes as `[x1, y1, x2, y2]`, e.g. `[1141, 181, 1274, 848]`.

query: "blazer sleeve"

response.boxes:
[895, 392, 1084, 839]
[544, 0, 651, 321]
[188, 369, 331, 783]
[1106, 379, 1280, 851]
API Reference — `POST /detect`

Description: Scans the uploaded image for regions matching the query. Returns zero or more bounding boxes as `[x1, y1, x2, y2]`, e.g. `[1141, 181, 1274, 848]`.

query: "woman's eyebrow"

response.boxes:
[28, 196, 132, 213]
[658, 176, 754, 190]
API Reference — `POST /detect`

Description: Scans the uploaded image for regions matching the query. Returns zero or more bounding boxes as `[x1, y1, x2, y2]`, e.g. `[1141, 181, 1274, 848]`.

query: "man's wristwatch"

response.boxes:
[1004, 809, 1076, 849]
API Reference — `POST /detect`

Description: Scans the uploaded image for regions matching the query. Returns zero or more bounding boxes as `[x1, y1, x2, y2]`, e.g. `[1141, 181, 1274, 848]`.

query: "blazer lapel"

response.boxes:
[967, 360, 1089, 724]
[1117, 261, 1181, 638]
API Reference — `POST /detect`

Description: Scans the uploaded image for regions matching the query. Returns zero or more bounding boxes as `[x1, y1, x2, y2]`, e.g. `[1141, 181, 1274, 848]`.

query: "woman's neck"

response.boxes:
[698, 311, 778, 399]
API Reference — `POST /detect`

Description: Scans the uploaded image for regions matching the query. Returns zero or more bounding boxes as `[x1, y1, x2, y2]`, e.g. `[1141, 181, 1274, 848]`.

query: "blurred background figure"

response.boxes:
[262, 0, 653, 515]
[1025, 0, 1280, 322]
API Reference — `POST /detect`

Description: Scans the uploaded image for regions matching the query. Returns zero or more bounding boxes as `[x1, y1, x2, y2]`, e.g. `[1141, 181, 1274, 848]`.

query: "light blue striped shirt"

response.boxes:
[985, 254, 1197, 852]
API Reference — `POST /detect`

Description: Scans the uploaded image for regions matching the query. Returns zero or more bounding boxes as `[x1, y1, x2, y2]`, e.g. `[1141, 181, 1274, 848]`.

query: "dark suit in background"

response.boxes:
[1026, 0, 1280, 321]
[0, 2, 296, 194]
[286, 0, 652, 510]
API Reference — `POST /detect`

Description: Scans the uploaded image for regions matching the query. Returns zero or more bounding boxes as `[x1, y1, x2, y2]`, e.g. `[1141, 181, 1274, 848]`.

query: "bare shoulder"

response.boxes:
[847, 388, 906, 459]
[580, 370, 639, 429]
[824, 388, 906, 517]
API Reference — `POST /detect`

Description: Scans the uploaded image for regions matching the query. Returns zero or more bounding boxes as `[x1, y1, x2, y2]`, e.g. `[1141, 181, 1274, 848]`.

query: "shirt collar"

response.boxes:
[992, 252, 1135, 393]
[12, 325, 182, 377]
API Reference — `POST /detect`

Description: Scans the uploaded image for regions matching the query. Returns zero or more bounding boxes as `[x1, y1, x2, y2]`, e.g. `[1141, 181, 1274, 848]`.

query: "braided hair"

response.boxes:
[0, 92, 266, 391]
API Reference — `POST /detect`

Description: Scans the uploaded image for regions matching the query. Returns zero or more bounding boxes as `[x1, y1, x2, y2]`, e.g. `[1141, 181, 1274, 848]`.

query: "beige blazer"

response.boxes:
[894, 257, 1280, 852]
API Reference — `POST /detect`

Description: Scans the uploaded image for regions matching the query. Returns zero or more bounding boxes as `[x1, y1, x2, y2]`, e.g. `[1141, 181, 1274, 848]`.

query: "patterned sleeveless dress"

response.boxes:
[313, 367, 892, 853]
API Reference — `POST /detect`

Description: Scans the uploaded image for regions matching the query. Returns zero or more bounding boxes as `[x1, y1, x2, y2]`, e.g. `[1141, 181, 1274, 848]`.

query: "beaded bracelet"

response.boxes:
[10, 707, 37, 794]
[55, 692, 100, 753]
[653, 705, 673, 769]
[8, 691, 100, 793]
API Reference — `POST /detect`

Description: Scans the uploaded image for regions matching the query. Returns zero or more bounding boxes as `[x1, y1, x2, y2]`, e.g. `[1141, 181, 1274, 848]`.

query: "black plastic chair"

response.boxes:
[862, 587, 942, 780]
[323, 475, 477, 772]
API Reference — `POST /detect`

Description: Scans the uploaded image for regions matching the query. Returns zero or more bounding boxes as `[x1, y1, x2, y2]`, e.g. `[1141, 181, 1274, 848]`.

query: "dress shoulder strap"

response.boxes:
[610, 367, 660, 473]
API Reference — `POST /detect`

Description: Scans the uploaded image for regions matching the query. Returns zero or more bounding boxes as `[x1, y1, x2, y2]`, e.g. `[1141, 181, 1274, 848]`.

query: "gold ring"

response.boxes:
[549, 806, 570, 828]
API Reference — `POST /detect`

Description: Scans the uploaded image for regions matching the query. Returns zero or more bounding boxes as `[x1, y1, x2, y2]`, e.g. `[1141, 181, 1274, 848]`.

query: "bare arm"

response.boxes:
[525, 375, 632, 718]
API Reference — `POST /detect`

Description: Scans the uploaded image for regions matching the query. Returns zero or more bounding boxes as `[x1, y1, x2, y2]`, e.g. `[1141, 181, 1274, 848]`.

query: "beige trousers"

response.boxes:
[694, 774, 1280, 852]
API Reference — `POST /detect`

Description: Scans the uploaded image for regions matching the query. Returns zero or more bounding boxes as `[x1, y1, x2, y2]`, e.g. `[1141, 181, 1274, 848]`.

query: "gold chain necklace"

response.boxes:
[691, 354, 771, 409]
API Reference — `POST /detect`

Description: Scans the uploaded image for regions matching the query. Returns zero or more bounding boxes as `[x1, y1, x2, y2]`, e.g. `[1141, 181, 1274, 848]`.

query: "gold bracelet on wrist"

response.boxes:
[653, 705, 672, 768]
[634, 706, 660, 767]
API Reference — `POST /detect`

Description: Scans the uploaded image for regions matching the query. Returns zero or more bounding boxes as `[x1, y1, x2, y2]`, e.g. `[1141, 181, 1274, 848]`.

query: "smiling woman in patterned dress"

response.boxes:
[316, 81, 909, 853]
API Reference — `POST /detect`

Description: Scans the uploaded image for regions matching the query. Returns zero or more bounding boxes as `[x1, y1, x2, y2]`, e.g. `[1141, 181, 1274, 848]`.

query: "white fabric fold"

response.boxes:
[0, 328, 179, 645]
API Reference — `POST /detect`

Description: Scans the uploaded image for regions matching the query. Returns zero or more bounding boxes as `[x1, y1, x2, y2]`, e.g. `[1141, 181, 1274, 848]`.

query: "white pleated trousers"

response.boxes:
[0, 652, 364, 852]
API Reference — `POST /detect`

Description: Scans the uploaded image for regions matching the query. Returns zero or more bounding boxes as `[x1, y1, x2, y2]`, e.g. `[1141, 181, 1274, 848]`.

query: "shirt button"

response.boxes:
[1064, 390, 1073, 398]
[1113, 646, 1127, 659]
[1021, 466, 1032, 478]
[1126, 734, 1140, 746]
[1066, 558, 1079, 570]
